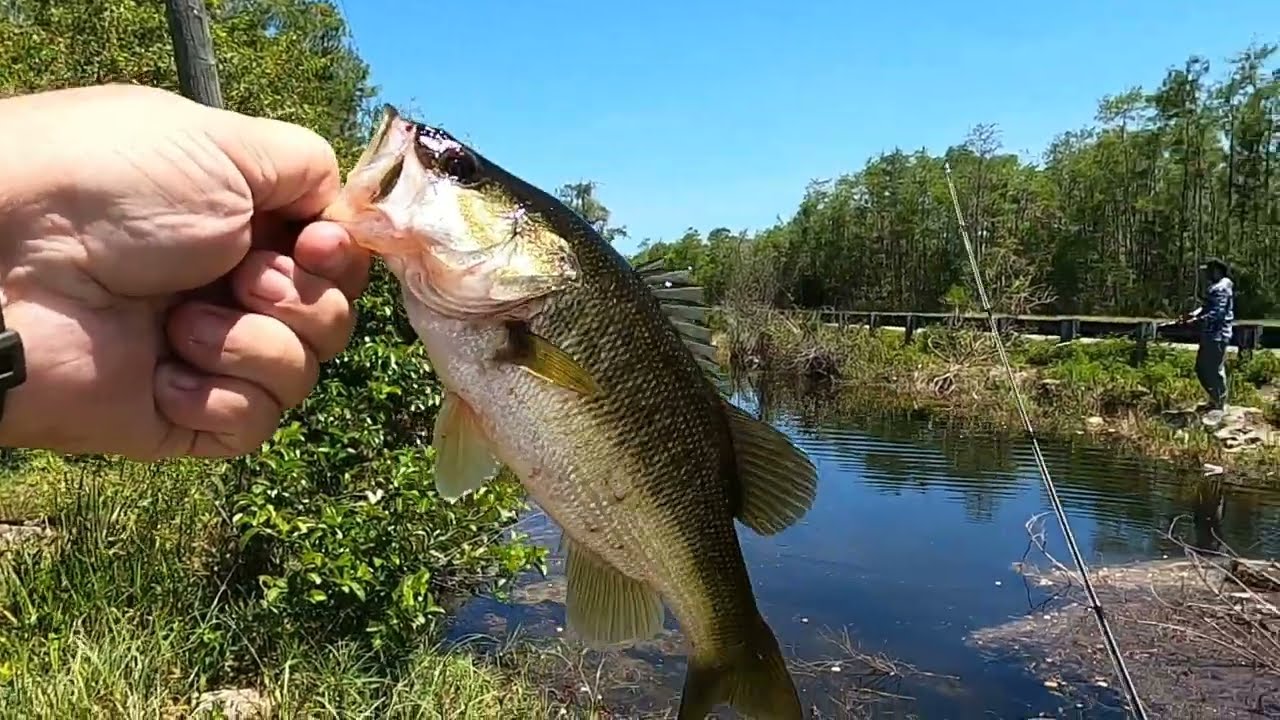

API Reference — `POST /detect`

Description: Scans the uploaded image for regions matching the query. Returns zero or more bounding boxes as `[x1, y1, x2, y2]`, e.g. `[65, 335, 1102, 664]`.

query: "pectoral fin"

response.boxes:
[432, 392, 502, 501]
[494, 322, 601, 396]
[563, 535, 665, 647]
[723, 399, 818, 535]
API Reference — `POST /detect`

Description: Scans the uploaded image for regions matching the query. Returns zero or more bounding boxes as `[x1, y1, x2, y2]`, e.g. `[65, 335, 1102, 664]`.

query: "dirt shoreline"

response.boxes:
[969, 552, 1280, 719]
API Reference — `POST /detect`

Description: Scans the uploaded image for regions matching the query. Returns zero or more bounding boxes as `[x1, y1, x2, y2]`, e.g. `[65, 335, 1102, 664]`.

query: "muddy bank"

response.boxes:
[969, 548, 1280, 719]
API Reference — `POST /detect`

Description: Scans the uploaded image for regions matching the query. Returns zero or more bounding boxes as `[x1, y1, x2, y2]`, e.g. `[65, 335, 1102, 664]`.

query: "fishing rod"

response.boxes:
[942, 162, 1150, 720]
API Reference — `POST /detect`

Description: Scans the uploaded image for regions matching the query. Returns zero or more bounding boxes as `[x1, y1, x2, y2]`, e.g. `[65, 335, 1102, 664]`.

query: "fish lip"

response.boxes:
[347, 104, 397, 176]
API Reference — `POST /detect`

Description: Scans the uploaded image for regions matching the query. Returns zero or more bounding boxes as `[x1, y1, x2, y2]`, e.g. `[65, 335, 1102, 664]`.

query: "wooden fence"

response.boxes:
[775, 309, 1277, 360]
[630, 259, 1279, 364]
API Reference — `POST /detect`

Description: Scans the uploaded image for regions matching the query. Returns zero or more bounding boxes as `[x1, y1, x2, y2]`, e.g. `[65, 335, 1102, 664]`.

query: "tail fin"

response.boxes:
[676, 614, 803, 720]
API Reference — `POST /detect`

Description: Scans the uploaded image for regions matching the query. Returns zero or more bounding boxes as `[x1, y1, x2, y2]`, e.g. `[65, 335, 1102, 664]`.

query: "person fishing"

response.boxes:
[1176, 257, 1235, 422]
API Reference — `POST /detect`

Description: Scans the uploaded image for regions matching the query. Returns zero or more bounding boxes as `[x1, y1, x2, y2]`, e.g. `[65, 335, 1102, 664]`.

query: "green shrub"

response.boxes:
[1235, 351, 1280, 387]
[227, 265, 546, 655]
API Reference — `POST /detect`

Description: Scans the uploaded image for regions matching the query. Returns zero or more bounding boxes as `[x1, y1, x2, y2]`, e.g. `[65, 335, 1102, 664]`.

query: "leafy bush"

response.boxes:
[1031, 340, 1202, 414]
[1236, 350, 1280, 388]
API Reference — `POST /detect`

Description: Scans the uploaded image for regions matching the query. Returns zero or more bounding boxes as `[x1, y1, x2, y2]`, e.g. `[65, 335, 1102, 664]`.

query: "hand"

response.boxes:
[0, 84, 370, 460]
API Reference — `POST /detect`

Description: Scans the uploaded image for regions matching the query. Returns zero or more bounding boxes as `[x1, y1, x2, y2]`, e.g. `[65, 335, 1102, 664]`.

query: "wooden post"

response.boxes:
[903, 314, 918, 344]
[1236, 324, 1262, 362]
[1059, 318, 1079, 342]
[1131, 321, 1156, 367]
[165, 0, 224, 108]
[867, 312, 880, 333]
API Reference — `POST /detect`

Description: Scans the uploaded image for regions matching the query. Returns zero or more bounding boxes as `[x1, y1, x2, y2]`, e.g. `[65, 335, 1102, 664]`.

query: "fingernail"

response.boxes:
[190, 307, 228, 347]
[167, 367, 202, 392]
[255, 267, 293, 303]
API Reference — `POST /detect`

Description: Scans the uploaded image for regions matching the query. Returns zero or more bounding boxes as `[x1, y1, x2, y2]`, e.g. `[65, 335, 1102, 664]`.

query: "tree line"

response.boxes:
[628, 43, 1280, 319]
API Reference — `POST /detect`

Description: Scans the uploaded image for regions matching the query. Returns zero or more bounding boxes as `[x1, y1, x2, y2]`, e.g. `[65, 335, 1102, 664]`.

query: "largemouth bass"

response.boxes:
[322, 106, 819, 719]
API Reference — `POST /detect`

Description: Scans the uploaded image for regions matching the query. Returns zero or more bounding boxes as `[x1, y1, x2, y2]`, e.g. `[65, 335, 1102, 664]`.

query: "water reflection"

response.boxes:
[448, 374, 1280, 718]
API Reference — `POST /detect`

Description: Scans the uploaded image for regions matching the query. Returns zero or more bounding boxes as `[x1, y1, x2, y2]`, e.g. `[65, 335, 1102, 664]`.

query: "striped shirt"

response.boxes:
[1201, 277, 1234, 344]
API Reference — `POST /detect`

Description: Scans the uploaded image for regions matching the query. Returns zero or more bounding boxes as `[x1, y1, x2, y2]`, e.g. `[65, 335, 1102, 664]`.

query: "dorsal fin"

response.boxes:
[633, 257, 730, 395]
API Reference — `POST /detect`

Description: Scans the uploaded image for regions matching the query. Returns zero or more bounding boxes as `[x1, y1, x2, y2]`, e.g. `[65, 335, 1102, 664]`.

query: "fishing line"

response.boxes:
[942, 162, 1150, 720]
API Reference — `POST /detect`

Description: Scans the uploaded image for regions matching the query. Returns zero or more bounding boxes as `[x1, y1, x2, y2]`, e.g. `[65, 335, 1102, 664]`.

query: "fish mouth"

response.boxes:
[320, 103, 424, 254]
[358, 104, 418, 203]
[355, 105, 409, 172]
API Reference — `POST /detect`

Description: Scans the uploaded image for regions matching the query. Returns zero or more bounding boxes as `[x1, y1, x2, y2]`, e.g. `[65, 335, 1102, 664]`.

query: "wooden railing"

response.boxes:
[629, 259, 1278, 361]
[771, 309, 1277, 357]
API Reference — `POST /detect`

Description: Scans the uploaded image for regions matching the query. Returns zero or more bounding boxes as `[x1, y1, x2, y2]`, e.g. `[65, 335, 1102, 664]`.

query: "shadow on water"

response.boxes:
[445, 373, 1280, 718]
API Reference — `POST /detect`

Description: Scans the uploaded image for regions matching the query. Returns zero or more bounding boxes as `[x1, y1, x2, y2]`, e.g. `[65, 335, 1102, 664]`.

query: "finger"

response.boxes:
[166, 301, 319, 409]
[154, 362, 282, 457]
[291, 220, 372, 301]
[231, 250, 356, 361]
[204, 109, 341, 219]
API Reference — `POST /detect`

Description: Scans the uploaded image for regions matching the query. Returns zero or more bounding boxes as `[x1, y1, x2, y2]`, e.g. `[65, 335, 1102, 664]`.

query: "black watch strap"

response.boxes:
[0, 303, 25, 422]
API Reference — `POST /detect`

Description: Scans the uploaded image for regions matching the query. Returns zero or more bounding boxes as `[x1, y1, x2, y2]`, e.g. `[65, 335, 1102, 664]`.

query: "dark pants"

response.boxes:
[1195, 339, 1229, 410]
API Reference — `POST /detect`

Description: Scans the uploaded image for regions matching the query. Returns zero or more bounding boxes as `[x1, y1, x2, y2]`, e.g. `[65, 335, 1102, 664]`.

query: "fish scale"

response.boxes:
[323, 104, 820, 720]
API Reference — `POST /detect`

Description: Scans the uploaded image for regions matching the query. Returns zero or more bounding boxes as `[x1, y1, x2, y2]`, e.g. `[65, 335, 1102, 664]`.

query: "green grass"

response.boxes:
[0, 455, 576, 720]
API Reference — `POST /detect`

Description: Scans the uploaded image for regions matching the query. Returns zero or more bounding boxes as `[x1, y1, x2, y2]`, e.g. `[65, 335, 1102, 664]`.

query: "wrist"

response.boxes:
[0, 286, 81, 454]
[0, 291, 37, 452]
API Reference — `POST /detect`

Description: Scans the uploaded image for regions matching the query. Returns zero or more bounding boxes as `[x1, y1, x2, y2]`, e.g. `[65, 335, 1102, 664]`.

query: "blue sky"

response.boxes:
[340, 1, 1277, 256]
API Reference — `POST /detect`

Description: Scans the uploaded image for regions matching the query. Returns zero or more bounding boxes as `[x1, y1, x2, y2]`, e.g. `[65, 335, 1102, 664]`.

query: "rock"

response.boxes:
[0, 521, 55, 551]
[1084, 416, 1104, 429]
[1199, 403, 1279, 453]
[193, 689, 271, 720]
[1223, 405, 1264, 421]
[1202, 463, 1225, 476]
[1217, 427, 1266, 449]
[1036, 379, 1063, 400]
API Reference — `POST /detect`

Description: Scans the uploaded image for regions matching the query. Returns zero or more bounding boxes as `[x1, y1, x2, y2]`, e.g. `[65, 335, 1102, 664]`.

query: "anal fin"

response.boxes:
[722, 399, 818, 536]
[563, 535, 665, 647]
[432, 391, 502, 501]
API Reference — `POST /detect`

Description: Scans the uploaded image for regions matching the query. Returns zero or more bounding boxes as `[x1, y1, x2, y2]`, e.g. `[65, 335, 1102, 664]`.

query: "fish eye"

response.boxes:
[440, 147, 479, 184]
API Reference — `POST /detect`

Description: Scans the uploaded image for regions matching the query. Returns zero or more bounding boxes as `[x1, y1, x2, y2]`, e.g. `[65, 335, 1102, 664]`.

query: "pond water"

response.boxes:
[447, 381, 1280, 718]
